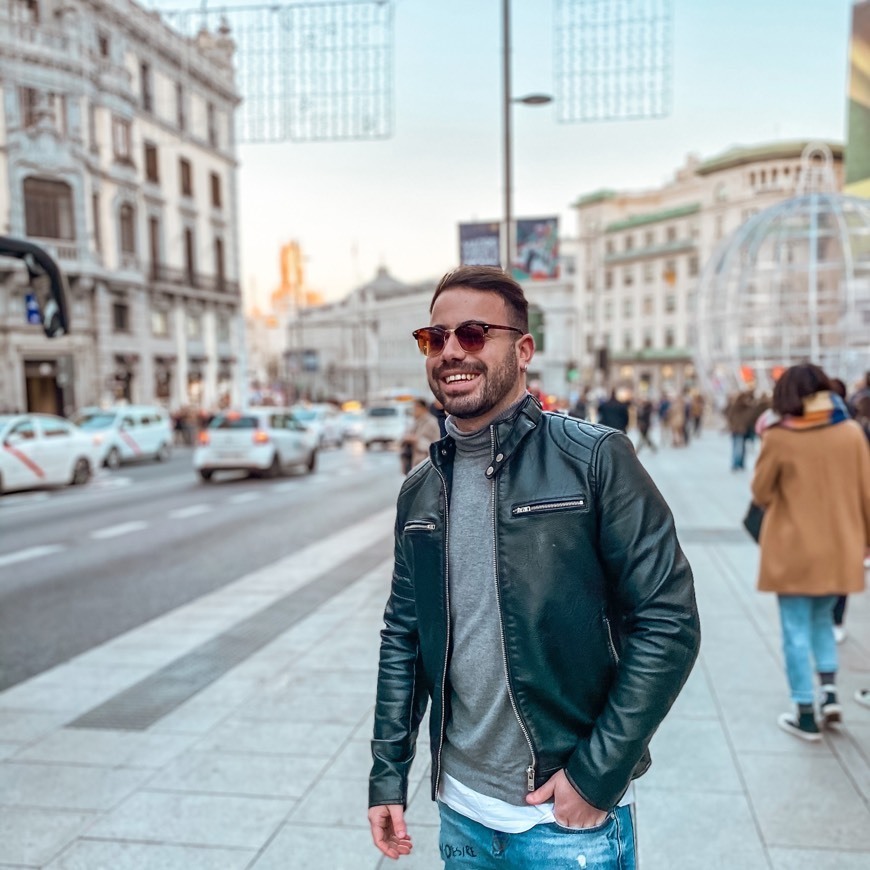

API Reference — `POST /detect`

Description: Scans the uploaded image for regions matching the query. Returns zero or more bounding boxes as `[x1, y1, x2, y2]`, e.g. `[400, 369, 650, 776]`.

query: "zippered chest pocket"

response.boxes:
[403, 519, 437, 533]
[511, 496, 588, 517]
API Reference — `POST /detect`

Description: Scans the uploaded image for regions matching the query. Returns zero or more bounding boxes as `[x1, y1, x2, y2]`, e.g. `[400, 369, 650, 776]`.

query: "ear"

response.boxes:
[517, 332, 535, 371]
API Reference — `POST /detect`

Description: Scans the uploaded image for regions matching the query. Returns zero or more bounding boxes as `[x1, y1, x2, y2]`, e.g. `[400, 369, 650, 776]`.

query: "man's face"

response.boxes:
[425, 288, 534, 432]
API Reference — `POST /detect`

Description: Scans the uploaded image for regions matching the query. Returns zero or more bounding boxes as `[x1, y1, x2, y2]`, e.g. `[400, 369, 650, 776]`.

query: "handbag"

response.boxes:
[742, 501, 765, 543]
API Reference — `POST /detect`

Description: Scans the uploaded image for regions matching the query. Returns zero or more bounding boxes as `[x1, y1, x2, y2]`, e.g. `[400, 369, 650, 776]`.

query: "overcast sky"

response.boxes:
[225, 0, 853, 307]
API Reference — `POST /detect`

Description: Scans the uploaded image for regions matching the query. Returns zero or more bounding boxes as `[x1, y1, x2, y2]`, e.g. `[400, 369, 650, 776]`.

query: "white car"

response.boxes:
[193, 408, 318, 482]
[0, 413, 97, 494]
[291, 404, 345, 448]
[362, 404, 412, 449]
[74, 405, 173, 469]
[339, 409, 366, 440]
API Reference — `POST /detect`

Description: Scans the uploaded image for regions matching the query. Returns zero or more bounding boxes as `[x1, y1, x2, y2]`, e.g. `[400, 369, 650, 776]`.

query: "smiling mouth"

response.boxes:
[443, 373, 480, 384]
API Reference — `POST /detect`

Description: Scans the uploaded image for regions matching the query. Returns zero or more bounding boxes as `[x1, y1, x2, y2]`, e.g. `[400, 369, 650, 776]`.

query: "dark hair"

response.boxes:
[413, 397, 428, 410]
[772, 363, 831, 416]
[829, 378, 847, 399]
[430, 266, 529, 332]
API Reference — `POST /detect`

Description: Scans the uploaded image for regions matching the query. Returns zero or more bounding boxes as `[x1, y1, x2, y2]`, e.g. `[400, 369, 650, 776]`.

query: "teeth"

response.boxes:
[445, 373, 478, 383]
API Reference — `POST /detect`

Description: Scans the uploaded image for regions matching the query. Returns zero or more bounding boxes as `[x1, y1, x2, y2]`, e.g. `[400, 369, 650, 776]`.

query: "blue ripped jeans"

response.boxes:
[438, 801, 637, 869]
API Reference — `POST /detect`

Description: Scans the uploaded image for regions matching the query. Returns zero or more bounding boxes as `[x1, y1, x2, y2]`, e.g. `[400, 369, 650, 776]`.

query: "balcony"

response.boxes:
[148, 264, 239, 296]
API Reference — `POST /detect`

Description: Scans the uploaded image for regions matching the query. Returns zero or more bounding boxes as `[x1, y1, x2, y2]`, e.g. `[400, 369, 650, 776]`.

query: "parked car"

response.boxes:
[291, 404, 345, 448]
[193, 408, 318, 482]
[0, 413, 97, 494]
[339, 409, 366, 440]
[361, 403, 411, 449]
[74, 405, 173, 469]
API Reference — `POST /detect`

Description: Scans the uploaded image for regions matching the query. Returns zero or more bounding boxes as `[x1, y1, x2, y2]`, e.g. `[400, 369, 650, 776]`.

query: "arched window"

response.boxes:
[119, 203, 136, 254]
[23, 177, 75, 240]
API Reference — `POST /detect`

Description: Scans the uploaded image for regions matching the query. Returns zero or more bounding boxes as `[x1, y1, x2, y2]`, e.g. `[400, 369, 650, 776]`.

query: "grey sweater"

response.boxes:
[440, 407, 531, 804]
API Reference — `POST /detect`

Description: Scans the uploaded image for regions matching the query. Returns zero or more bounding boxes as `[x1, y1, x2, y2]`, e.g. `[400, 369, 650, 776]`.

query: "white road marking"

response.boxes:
[90, 521, 148, 540]
[226, 492, 260, 504]
[0, 544, 66, 567]
[168, 504, 213, 519]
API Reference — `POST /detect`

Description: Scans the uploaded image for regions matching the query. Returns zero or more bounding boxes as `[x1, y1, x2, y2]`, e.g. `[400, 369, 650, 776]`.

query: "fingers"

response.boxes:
[368, 805, 413, 860]
[525, 776, 556, 805]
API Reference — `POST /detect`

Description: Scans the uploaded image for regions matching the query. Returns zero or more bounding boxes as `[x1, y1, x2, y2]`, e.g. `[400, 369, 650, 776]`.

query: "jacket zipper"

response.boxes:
[432, 463, 451, 796]
[490, 428, 538, 792]
[512, 498, 586, 516]
[603, 615, 620, 665]
[403, 520, 436, 532]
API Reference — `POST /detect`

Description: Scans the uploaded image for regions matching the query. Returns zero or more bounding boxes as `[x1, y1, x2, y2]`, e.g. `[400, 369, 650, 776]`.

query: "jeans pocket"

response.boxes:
[551, 811, 615, 834]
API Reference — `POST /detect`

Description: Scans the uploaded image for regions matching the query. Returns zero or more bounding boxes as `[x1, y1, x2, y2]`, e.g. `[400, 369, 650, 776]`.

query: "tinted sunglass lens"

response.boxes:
[416, 329, 444, 356]
[455, 324, 487, 352]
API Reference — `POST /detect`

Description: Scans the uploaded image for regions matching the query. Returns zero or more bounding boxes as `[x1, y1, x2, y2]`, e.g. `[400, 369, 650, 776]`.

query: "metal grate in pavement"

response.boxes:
[677, 527, 751, 544]
[66, 536, 392, 731]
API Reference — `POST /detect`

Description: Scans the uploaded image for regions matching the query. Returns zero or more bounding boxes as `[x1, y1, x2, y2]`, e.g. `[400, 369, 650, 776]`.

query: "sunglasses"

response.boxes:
[412, 321, 525, 357]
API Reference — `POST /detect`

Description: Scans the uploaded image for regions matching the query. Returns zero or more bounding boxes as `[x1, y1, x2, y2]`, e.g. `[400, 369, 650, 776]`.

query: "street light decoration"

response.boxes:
[554, 0, 673, 123]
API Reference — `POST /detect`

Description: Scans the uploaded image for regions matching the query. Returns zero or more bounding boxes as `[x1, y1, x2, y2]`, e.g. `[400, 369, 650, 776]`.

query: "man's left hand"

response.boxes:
[525, 769, 609, 829]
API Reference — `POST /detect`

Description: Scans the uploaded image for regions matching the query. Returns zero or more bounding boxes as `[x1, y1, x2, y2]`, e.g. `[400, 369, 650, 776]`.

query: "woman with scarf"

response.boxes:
[751, 363, 870, 741]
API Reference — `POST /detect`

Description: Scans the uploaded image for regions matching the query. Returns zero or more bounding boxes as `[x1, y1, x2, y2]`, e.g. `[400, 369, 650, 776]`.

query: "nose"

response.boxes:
[439, 329, 467, 361]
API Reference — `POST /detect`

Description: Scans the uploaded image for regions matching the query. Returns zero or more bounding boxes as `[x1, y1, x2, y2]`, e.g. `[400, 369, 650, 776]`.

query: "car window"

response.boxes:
[42, 418, 72, 438]
[367, 407, 399, 418]
[287, 416, 304, 431]
[8, 420, 36, 440]
[122, 417, 136, 428]
[269, 415, 286, 429]
[75, 412, 116, 430]
[210, 415, 258, 429]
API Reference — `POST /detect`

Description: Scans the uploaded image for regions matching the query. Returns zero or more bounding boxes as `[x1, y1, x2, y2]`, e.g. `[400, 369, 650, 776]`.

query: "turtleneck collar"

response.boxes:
[444, 394, 529, 456]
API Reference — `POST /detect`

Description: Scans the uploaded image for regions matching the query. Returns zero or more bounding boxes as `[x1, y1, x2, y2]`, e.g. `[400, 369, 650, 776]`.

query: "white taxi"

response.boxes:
[0, 413, 97, 494]
[74, 405, 173, 469]
[193, 408, 318, 482]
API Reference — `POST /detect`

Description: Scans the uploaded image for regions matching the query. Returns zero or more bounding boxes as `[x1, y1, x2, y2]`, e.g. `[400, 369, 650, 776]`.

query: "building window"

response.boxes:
[605, 239, 614, 255]
[179, 158, 193, 196]
[186, 312, 202, 339]
[97, 30, 110, 57]
[144, 142, 159, 184]
[643, 328, 653, 349]
[643, 261, 654, 283]
[664, 327, 675, 348]
[148, 216, 160, 277]
[140, 61, 153, 112]
[622, 331, 633, 351]
[151, 309, 169, 337]
[663, 259, 677, 285]
[624, 235, 633, 251]
[585, 273, 594, 291]
[19, 86, 39, 128]
[210, 171, 222, 208]
[207, 101, 218, 147]
[688, 255, 699, 277]
[562, 256, 576, 276]
[585, 334, 594, 353]
[217, 314, 231, 343]
[585, 302, 594, 321]
[604, 270, 613, 290]
[88, 102, 98, 151]
[112, 300, 130, 333]
[184, 227, 196, 285]
[603, 300, 613, 320]
[176, 82, 186, 131]
[623, 267, 633, 286]
[665, 294, 677, 313]
[24, 177, 75, 240]
[666, 225, 677, 242]
[119, 203, 136, 254]
[214, 237, 226, 291]
[642, 295, 653, 316]
[644, 230, 654, 247]
[92, 192, 101, 252]
[112, 116, 132, 162]
[622, 298, 633, 318]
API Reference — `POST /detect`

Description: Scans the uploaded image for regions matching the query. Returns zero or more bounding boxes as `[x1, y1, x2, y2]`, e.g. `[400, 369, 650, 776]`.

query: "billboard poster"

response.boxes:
[512, 217, 560, 281]
[846, 1, 870, 196]
[459, 221, 501, 266]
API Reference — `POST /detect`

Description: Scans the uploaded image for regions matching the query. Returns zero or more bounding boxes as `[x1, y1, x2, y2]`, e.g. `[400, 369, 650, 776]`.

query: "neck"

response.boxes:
[449, 388, 528, 434]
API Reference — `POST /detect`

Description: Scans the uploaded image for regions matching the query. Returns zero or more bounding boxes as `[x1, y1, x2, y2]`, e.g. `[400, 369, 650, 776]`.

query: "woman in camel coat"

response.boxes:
[751, 364, 870, 742]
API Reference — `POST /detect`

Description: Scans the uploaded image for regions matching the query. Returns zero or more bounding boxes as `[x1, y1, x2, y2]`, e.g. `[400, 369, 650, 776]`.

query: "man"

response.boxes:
[368, 266, 700, 868]
[597, 389, 630, 432]
[401, 397, 442, 471]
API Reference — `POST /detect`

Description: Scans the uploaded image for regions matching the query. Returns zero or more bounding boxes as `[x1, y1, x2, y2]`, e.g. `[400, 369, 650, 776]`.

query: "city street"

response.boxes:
[0, 442, 403, 691]
[0, 427, 868, 869]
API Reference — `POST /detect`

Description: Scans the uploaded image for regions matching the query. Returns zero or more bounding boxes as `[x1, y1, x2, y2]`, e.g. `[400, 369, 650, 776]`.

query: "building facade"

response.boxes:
[574, 140, 844, 398]
[0, 0, 243, 416]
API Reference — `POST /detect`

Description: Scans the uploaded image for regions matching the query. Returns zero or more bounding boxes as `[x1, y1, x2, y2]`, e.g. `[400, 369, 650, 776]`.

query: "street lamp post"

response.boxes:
[501, 0, 551, 271]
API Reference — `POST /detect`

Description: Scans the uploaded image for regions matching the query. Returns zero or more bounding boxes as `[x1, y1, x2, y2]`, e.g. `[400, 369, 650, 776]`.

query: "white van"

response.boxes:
[361, 403, 412, 449]
[74, 405, 173, 469]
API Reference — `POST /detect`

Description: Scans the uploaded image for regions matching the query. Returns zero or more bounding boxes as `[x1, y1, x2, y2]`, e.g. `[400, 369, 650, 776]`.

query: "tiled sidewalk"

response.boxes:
[0, 430, 868, 869]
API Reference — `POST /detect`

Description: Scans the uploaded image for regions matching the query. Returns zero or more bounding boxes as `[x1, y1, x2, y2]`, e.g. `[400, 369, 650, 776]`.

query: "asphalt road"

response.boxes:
[0, 441, 404, 691]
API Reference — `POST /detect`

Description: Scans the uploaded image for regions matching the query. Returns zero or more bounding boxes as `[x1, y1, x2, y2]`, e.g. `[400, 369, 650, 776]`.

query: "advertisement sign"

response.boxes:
[24, 293, 41, 325]
[846, 1, 870, 196]
[459, 222, 501, 266]
[512, 217, 559, 281]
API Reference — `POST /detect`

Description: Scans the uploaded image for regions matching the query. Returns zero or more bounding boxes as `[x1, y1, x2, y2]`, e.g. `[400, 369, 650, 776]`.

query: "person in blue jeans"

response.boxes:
[368, 266, 701, 868]
[751, 364, 870, 740]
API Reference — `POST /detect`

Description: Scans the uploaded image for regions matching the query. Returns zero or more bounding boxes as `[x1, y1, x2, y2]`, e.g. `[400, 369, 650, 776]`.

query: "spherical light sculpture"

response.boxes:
[695, 144, 870, 398]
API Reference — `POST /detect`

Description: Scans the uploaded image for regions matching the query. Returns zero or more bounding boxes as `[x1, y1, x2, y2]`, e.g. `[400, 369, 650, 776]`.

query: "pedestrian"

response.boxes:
[724, 389, 756, 469]
[829, 378, 852, 642]
[368, 265, 701, 868]
[568, 390, 588, 420]
[400, 397, 442, 473]
[597, 389, 630, 432]
[750, 363, 870, 741]
[667, 394, 686, 447]
[429, 399, 448, 438]
[635, 396, 657, 454]
[690, 391, 705, 436]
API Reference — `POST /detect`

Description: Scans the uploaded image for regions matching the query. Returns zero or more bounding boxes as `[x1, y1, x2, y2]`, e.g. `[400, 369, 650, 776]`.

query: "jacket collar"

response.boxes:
[431, 393, 542, 477]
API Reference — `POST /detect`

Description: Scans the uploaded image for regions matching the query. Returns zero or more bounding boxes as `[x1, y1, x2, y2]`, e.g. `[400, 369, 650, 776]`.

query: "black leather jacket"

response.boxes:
[370, 395, 700, 811]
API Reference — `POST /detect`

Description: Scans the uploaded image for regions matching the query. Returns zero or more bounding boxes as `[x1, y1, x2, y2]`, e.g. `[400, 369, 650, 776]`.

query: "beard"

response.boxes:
[428, 344, 519, 420]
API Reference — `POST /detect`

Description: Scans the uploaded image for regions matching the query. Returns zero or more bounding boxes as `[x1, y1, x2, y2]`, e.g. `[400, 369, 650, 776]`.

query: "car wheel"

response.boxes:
[198, 469, 214, 482]
[105, 447, 121, 470]
[306, 449, 317, 473]
[266, 453, 282, 478]
[156, 442, 171, 462]
[71, 458, 91, 486]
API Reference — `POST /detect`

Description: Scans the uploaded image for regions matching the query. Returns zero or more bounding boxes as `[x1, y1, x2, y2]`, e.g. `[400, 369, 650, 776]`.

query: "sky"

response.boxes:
[227, 0, 854, 308]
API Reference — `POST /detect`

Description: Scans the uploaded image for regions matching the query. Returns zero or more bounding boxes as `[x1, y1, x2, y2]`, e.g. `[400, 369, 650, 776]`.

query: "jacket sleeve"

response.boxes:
[750, 433, 780, 508]
[564, 432, 701, 810]
[369, 517, 429, 808]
